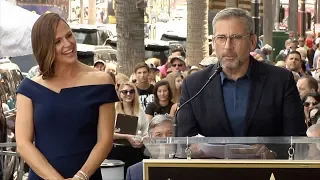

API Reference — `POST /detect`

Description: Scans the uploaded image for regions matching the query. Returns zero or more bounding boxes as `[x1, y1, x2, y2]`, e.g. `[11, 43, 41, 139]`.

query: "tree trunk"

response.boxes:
[186, 0, 209, 66]
[88, 0, 96, 25]
[116, 0, 145, 76]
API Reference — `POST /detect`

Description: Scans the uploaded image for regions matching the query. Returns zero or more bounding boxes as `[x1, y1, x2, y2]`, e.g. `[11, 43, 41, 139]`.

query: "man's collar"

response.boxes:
[220, 56, 253, 83]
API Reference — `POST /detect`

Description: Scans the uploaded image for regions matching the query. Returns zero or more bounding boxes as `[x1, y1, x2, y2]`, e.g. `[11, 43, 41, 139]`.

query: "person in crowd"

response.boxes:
[187, 66, 200, 75]
[177, 7, 306, 166]
[125, 115, 174, 180]
[165, 72, 184, 104]
[115, 73, 130, 93]
[105, 62, 117, 75]
[308, 103, 320, 126]
[158, 48, 186, 78]
[165, 72, 184, 117]
[312, 38, 320, 69]
[298, 36, 309, 51]
[275, 61, 286, 68]
[254, 44, 272, 63]
[285, 51, 305, 76]
[307, 39, 317, 69]
[147, 63, 160, 85]
[307, 122, 320, 137]
[93, 60, 106, 71]
[303, 93, 320, 128]
[170, 56, 187, 72]
[27, 65, 40, 79]
[296, 75, 318, 100]
[199, 56, 218, 69]
[145, 58, 161, 68]
[305, 123, 320, 160]
[275, 39, 292, 62]
[145, 80, 173, 121]
[134, 62, 154, 111]
[305, 31, 314, 49]
[108, 81, 148, 176]
[296, 46, 308, 63]
[15, 13, 118, 180]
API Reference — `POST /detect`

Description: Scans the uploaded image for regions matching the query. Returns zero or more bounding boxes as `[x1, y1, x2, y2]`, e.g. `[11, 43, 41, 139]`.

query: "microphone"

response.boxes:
[173, 63, 223, 137]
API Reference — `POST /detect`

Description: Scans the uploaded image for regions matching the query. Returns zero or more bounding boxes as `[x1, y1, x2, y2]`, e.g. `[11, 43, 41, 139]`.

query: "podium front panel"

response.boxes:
[143, 159, 320, 180]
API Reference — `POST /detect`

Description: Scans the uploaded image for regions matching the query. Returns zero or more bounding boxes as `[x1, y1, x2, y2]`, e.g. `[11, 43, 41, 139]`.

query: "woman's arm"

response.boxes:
[77, 102, 115, 178]
[76, 72, 116, 178]
[170, 103, 178, 117]
[113, 133, 129, 139]
[15, 94, 64, 180]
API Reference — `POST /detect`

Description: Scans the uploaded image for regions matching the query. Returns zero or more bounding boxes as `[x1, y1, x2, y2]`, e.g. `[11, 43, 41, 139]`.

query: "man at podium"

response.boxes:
[176, 7, 308, 180]
[177, 8, 306, 143]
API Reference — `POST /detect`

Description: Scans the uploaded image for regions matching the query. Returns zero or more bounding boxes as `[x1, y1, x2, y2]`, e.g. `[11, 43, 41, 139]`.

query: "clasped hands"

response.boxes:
[190, 144, 276, 159]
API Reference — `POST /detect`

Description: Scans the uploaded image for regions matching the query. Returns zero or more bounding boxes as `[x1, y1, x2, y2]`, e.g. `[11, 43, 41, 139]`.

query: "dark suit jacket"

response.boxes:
[177, 58, 306, 137]
[125, 162, 143, 180]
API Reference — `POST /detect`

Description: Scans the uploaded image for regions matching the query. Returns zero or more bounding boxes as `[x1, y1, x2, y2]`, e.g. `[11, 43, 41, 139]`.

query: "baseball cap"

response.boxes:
[94, 60, 105, 66]
[148, 63, 159, 71]
[262, 44, 272, 51]
[169, 56, 185, 64]
[199, 56, 218, 66]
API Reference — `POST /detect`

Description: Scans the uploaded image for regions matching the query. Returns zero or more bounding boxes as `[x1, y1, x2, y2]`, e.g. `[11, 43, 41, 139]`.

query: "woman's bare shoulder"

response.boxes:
[84, 70, 114, 85]
[30, 75, 43, 84]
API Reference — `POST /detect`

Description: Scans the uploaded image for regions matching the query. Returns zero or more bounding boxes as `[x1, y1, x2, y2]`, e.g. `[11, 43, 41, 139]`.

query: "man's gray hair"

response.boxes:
[212, 8, 254, 35]
[148, 115, 173, 134]
[307, 123, 320, 136]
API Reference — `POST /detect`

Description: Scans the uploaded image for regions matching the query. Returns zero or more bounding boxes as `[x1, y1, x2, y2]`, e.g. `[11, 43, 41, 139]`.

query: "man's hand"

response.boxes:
[190, 144, 205, 158]
[252, 144, 276, 159]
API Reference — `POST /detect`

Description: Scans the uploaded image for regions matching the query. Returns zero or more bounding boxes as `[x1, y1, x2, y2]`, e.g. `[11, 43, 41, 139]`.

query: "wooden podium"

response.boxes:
[143, 159, 320, 180]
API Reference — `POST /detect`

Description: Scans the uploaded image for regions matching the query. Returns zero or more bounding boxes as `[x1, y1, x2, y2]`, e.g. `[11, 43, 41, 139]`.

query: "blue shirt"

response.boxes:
[220, 62, 251, 136]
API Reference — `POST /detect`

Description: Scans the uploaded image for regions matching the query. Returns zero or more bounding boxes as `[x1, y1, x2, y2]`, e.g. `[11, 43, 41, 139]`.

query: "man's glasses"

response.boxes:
[120, 89, 135, 95]
[172, 64, 183, 67]
[303, 102, 319, 107]
[213, 34, 251, 46]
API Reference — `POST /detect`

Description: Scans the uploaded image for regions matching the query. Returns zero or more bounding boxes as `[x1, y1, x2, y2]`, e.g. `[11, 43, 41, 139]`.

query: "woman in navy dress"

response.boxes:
[15, 13, 118, 180]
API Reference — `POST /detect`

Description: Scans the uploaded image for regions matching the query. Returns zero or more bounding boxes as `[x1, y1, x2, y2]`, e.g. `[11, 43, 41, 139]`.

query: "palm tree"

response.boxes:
[115, 0, 145, 76]
[186, 0, 209, 66]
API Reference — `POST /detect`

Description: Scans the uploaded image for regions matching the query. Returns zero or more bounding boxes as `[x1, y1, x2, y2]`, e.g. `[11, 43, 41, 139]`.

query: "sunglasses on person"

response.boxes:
[303, 102, 319, 107]
[172, 64, 183, 67]
[120, 89, 135, 95]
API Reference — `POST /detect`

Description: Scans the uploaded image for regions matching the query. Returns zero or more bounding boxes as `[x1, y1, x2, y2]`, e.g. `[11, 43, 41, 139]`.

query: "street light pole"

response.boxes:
[300, 0, 306, 37]
[273, 0, 280, 31]
[288, 0, 298, 38]
[251, 0, 260, 36]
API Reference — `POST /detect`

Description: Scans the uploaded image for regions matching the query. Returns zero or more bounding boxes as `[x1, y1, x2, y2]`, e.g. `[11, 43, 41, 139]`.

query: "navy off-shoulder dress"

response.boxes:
[16, 78, 119, 180]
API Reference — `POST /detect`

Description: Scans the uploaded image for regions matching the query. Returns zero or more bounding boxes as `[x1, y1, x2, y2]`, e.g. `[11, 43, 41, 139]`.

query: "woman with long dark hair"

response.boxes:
[145, 80, 173, 121]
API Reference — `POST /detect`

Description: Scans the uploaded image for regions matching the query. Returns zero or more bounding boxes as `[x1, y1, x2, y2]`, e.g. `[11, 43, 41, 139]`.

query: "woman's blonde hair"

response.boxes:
[164, 72, 183, 103]
[145, 58, 161, 67]
[31, 13, 66, 79]
[115, 81, 140, 116]
[115, 73, 129, 85]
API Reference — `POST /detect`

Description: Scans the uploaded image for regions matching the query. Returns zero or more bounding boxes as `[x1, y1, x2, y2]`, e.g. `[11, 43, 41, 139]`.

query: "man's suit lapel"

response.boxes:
[208, 66, 233, 135]
[243, 60, 267, 135]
